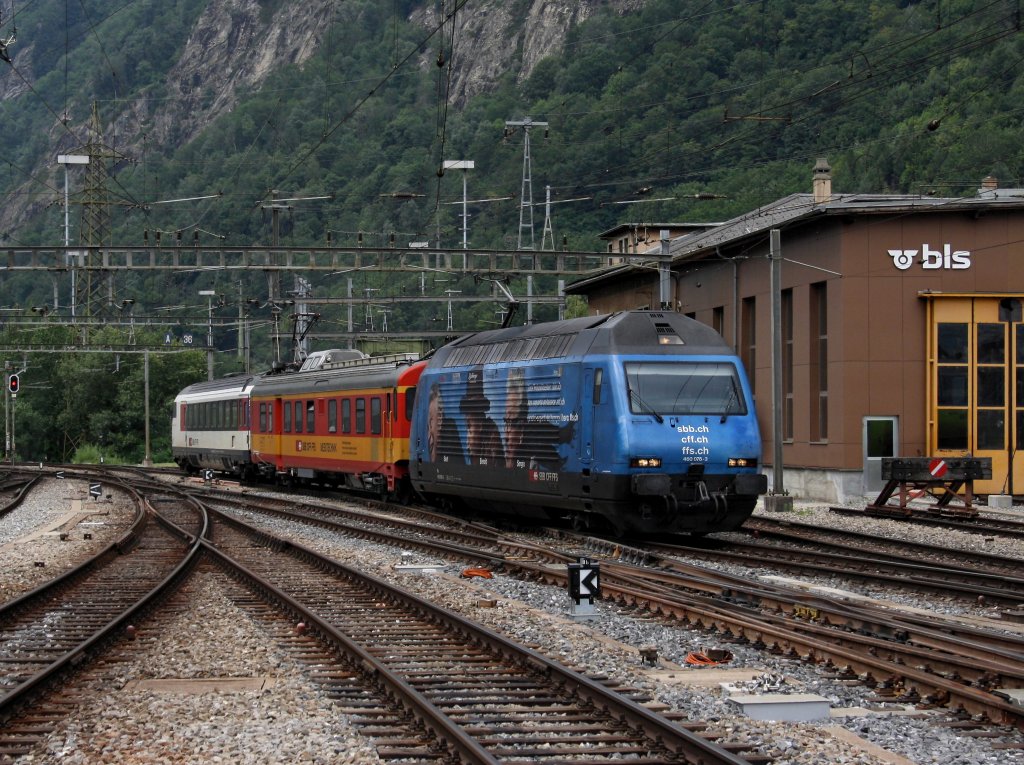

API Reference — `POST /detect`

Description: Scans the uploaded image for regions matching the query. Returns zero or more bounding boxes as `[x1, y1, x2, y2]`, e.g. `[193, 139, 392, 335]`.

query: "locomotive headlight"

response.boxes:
[630, 457, 662, 468]
[728, 457, 758, 468]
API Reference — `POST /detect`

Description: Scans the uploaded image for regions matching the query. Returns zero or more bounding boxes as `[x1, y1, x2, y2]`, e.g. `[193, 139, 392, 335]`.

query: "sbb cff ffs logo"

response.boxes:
[7, 374, 19, 394]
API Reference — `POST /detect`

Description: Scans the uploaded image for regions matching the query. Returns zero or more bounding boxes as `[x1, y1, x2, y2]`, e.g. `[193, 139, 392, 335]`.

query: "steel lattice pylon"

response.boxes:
[505, 117, 548, 253]
[74, 103, 128, 319]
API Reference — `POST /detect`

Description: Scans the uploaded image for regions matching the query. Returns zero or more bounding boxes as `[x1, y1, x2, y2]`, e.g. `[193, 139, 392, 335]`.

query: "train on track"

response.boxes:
[172, 311, 767, 535]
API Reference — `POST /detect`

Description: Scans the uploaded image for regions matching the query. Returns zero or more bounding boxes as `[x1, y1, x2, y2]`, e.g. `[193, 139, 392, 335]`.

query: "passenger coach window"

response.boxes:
[306, 401, 315, 433]
[371, 397, 382, 435]
[294, 401, 303, 433]
[328, 400, 337, 433]
[342, 399, 351, 433]
[283, 402, 292, 433]
[259, 402, 267, 432]
[356, 398, 366, 434]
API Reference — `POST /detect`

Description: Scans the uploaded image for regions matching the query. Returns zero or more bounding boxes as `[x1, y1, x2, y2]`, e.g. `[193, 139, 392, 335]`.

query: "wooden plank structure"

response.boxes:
[868, 457, 993, 517]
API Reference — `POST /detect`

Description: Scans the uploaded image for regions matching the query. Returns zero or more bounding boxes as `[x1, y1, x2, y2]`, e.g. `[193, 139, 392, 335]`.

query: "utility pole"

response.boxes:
[292, 276, 312, 362]
[142, 350, 152, 466]
[445, 289, 461, 332]
[766, 229, 793, 512]
[443, 160, 473, 269]
[57, 153, 89, 317]
[261, 190, 289, 308]
[4, 365, 10, 462]
[199, 290, 216, 380]
[505, 117, 548, 252]
[659, 230, 672, 311]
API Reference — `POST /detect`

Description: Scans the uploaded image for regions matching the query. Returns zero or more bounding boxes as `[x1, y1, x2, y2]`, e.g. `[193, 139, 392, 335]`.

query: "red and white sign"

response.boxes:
[928, 458, 948, 478]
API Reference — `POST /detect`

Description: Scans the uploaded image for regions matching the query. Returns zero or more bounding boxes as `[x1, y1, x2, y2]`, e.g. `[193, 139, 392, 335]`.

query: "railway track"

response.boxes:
[0, 476, 39, 521]
[637, 535, 1024, 607]
[829, 503, 1024, 540]
[3, 469, 766, 763]
[743, 515, 1023, 577]
[0, 480, 203, 758]
[181, 482, 1024, 729]
[188, 502, 760, 764]
[10, 467, 1023, 756]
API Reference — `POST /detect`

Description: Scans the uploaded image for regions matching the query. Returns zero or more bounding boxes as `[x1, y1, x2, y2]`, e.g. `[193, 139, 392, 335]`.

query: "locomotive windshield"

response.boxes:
[624, 362, 747, 416]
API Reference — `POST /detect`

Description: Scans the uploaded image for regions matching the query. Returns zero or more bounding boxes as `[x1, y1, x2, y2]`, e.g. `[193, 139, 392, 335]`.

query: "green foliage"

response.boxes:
[1, 321, 205, 463]
[2, 0, 1023, 460]
[70, 443, 126, 466]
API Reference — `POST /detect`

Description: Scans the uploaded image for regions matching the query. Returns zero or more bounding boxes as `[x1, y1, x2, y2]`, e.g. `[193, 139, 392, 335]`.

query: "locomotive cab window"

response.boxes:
[328, 400, 337, 433]
[624, 362, 746, 416]
[342, 399, 351, 433]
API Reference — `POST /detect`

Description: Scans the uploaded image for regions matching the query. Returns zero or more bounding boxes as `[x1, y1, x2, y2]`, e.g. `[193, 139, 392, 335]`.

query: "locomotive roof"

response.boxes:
[433, 311, 730, 369]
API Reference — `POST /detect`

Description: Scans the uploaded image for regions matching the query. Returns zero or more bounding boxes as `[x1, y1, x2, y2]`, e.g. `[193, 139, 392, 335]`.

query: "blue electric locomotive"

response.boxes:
[409, 310, 767, 535]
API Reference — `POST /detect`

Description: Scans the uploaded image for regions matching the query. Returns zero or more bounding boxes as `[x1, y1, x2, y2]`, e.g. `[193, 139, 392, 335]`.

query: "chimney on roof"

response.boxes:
[812, 158, 832, 203]
[981, 175, 998, 191]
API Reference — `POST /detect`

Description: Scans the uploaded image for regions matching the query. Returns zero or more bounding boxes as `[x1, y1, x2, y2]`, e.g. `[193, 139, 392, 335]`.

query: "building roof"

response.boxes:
[567, 191, 1024, 294]
[597, 222, 722, 239]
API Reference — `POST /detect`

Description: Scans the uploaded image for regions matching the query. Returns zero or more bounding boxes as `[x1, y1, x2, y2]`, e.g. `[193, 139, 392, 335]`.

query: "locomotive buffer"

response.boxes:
[567, 557, 600, 620]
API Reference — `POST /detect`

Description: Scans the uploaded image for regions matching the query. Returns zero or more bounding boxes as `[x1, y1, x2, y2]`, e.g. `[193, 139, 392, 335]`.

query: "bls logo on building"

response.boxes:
[888, 243, 971, 271]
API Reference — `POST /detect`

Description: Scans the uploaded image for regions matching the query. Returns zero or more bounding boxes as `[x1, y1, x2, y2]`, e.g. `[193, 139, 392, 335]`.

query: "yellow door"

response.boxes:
[927, 296, 1023, 495]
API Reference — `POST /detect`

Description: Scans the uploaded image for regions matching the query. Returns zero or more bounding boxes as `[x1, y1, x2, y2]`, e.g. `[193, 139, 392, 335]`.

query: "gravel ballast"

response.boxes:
[3, 479, 1023, 764]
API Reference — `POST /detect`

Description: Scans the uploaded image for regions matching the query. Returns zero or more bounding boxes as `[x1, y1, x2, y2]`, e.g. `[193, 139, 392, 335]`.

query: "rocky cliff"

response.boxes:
[414, 0, 642, 106]
[0, 0, 642, 233]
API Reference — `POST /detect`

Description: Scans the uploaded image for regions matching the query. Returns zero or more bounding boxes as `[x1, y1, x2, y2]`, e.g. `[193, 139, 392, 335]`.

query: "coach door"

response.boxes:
[579, 368, 596, 466]
[383, 391, 394, 464]
[926, 295, 1023, 496]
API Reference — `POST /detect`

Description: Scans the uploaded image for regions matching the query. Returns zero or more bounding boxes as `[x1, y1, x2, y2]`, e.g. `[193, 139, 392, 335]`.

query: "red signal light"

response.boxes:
[7, 374, 19, 394]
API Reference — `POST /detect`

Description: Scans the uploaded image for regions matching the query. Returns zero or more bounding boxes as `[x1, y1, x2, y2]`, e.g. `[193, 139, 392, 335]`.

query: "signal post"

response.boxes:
[5, 368, 21, 461]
